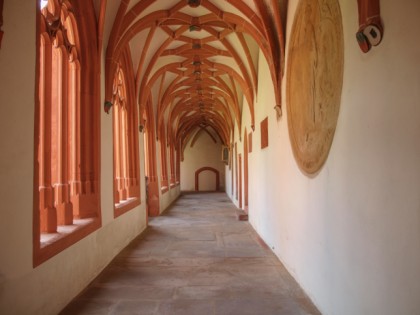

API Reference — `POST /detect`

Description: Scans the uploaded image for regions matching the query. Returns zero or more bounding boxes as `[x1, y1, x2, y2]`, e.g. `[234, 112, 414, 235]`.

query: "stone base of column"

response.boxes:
[147, 181, 160, 217]
[57, 201, 73, 225]
[72, 193, 98, 219]
[40, 206, 57, 233]
[119, 188, 128, 201]
[128, 185, 140, 198]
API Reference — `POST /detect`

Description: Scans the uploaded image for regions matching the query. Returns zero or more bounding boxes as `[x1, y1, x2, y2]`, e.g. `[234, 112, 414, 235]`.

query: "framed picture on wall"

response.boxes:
[222, 146, 229, 164]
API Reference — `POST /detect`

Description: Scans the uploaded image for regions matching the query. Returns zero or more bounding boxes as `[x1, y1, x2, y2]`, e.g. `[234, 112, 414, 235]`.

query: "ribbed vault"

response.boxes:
[104, 0, 285, 156]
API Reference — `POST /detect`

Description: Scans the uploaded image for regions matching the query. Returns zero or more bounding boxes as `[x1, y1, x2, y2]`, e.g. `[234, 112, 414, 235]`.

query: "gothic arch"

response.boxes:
[104, 0, 286, 163]
[112, 47, 140, 217]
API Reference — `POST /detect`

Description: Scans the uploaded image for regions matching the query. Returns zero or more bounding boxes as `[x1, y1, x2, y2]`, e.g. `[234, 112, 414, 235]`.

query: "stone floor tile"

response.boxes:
[157, 299, 215, 315]
[223, 246, 267, 258]
[59, 299, 114, 315]
[214, 298, 318, 315]
[109, 300, 158, 315]
[60, 192, 320, 315]
[96, 266, 190, 287]
[80, 285, 174, 301]
[186, 266, 238, 286]
[174, 285, 231, 300]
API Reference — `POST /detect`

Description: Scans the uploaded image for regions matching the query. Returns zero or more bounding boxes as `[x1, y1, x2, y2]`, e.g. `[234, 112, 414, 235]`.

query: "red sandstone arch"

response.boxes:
[112, 48, 141, 218]
[104, 0, 287, 158]
[195, 167, 220, 192]
[34, 0, 101, 266]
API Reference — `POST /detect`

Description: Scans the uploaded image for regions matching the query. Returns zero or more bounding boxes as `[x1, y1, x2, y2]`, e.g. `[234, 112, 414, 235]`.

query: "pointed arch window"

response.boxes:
[169, 142, 176, 187]
[112, 62, 140, 217]
[34, 0, 100, 266]
[159, 123, 169, 193]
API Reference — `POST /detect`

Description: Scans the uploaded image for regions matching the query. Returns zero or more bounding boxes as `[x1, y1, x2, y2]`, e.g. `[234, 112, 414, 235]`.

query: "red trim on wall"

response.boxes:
[261, 117, 269, 149]
[169, 142, 176, 186]
[244, 129, 249, 211]
[0, 0, 4, 48]
[143, 99, 160, 217]
[195, 167, 220, 191]
[33, 0, 42, 268]
[159, 122, 169, 190]
[235, 142, 238, 199]
[231, 143, 234, 194]
[97, 0, 107, 60]
[239, 154, 242, 209]
[112, 47, 141, 218]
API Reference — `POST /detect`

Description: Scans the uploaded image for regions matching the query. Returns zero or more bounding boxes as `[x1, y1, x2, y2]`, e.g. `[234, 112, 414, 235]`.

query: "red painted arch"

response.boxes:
[195, 167, 220, 192]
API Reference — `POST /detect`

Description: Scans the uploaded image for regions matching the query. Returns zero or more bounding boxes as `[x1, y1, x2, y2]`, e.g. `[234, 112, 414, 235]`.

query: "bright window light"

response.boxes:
[40, 0, 48, 9]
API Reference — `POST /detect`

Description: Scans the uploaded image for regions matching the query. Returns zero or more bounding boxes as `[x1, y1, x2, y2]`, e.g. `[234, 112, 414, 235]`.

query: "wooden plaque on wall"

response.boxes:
[286, 0, 344, 175]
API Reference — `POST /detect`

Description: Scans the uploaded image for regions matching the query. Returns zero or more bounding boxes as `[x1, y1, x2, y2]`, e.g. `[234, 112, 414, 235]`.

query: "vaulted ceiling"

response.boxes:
[103, 0, 285, 151]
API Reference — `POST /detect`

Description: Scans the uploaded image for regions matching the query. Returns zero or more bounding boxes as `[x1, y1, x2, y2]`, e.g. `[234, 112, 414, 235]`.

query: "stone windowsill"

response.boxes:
[40, 217, 97, 248]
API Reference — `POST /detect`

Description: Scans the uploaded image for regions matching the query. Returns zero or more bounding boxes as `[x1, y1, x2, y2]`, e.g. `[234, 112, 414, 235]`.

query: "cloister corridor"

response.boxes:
[60, 193, 320, 315]
[2, 1, 420, 314]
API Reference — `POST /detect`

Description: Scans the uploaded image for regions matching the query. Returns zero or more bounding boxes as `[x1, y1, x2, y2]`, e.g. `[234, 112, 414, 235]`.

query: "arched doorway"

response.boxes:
[195, 167, 220, 192]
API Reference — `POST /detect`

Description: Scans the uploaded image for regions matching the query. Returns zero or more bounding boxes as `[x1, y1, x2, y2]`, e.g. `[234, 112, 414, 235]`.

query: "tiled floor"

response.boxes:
[60, 193, 320, 315]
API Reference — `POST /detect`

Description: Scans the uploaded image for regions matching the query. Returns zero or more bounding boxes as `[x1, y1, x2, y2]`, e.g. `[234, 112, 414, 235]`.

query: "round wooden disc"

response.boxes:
[286, 0, 344, 175]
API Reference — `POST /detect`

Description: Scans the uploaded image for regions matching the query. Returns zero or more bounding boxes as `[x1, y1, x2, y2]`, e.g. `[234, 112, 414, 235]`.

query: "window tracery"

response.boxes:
[112, 62, 140, 217]
[159, 123, 169, 193]
[35, 0, 100, 265]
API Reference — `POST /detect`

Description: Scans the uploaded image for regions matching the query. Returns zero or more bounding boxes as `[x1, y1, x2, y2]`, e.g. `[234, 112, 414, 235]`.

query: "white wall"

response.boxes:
[0, 3, 168, 314]
[156, 142, 181, 213]
[181, 133, 225, 191]
[226, 0, 420, 314]
[226, 119, 247, 209]
[150, 134, 181, 213]
[159, 185, 181, 213]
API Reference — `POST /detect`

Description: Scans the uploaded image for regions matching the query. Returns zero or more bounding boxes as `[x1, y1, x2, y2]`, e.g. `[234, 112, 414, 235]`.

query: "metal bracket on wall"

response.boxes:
[356, 0, 384, 53]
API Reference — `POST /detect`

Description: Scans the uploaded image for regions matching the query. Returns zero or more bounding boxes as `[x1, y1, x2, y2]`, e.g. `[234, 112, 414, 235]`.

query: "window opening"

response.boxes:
[159, 123, 169, 193]
[35, 0, 100, 266]
[112, 64, 140, 217]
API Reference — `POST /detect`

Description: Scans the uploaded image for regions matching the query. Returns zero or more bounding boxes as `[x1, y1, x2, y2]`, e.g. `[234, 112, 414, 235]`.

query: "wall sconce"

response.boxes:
[139, 119, 146, 133]
[274, 104, 282, 119]
[104, 101, 113, 114]
[356, 0, 384, 53]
